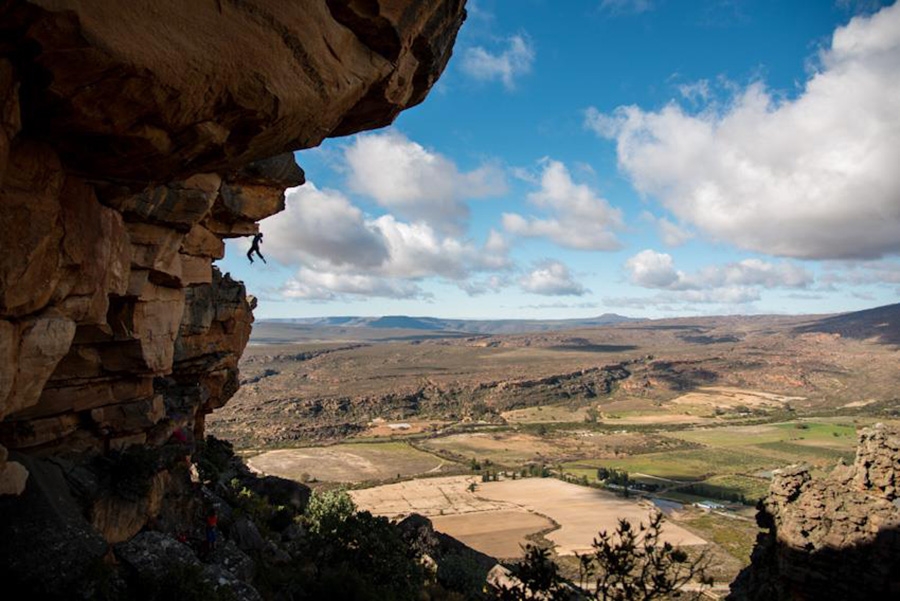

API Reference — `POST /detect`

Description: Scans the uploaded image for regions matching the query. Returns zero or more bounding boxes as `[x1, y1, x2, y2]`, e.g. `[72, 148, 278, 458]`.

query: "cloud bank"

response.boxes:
[625, 249, 814, 291]
[619, 249, 813, 306]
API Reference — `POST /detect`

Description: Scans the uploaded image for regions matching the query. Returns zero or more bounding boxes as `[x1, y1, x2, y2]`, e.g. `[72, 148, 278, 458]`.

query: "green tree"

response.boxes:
[576, 512, 710, 600]
[492, 545, 569, 601]
[260, 490, 428, 601]
[437, 552, 486, 599]
[302, 510, 426, 601]
[305, 489, 356, 535]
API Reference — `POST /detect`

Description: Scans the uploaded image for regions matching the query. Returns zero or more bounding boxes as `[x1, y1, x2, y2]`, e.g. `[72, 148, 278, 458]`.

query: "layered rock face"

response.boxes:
[0, 1, 465, 595]
[0, 0, 465, 493]
[729, 424, 900, 600]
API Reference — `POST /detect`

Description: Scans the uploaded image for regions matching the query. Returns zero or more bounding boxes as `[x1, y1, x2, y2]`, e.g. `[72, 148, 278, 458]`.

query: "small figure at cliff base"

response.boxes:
[205, 508, 218, 555]
[247, 232, 266, 264]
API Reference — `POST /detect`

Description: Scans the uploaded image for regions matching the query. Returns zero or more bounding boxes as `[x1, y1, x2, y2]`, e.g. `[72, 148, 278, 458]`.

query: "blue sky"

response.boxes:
[221, 0, 900, 320]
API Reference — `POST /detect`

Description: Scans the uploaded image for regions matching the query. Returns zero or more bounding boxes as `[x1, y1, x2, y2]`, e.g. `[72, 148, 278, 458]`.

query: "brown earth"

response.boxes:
[351, 475, 707, 558]
[209, 310, 900, 448]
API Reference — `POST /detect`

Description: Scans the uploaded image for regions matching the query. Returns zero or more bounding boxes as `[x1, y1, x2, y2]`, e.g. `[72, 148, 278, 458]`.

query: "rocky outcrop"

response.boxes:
[116, 531, 263, 601]
[0, 1, 465, 595]
[1, 0, 465, 182]
[729, 424, 900, 600]
[0, 0, 465, 493]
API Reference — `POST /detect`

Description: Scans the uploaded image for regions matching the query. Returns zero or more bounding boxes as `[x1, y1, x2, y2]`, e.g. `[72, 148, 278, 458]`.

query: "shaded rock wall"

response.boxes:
[0, 0, 465, 493]
[729, 424, 900, 600]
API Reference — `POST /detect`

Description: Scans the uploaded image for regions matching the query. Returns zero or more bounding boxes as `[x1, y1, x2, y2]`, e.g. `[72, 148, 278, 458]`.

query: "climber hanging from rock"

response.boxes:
[247, 232, 267, 264]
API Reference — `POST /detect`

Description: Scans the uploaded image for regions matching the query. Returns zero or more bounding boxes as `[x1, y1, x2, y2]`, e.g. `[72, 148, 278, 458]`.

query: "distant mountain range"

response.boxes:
[261, 313, 642, 334]
[256, 302, 900, 341]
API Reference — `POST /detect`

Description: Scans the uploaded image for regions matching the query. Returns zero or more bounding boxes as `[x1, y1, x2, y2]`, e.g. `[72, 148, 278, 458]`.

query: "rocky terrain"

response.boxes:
[215, 356, 633, 447]
[729, 423, 900, 600]
[210, 307, 900, 447]
[0, 0, 466, 597]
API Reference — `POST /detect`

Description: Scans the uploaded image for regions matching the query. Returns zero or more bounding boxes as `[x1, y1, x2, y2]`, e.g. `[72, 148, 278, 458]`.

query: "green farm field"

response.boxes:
[419, 429, 694, 467]
[565, 447, 775, 483]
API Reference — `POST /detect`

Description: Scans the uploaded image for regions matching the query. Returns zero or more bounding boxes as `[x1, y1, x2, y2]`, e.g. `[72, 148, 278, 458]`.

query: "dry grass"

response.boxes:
[670, 387, 804, 411]
[420, 429, 691, 466]
[430, 510, 555, 558]
[350, 475, 509, 517]
[247, 442, 445, 483]
[352, 476, 707, 558]
[475, 479, 707, 555]
[421, 432, 559, 464]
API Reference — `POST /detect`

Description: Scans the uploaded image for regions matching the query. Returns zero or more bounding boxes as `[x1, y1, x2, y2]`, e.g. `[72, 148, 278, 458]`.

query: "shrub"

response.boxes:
[492, 545, 568, 601]
[490, 512, 711, 601]
[135, 560, 237, 601]
[437, 552, 486, 599]
[304, 489, 356, 535]
[302, 509, 425, 600]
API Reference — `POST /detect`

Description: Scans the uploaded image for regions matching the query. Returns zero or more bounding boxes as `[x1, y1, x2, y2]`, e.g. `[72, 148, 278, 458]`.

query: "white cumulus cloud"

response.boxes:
[461, 34, 535, 90]
[587, 3, 900, 260]
[344, 131, 507, 234]
[625, 250, 681, 288]
[264, 184, 513, 300]
[520, 260, 588, 296]
[261, 183, 388, 268]
[503, 159, 623, 250]
[371, 217, 511, 279]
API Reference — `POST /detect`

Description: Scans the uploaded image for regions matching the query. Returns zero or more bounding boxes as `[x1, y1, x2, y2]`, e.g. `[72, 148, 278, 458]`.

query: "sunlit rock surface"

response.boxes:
[0, 0, 464, 477]
[0, 2, 465, 595]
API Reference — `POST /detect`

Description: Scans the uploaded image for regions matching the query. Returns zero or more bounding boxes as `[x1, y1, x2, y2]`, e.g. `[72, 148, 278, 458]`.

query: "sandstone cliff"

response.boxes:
[0, 0, 464, 488]
[729, 424, 900, 600]
[0, 1, 466, 592]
